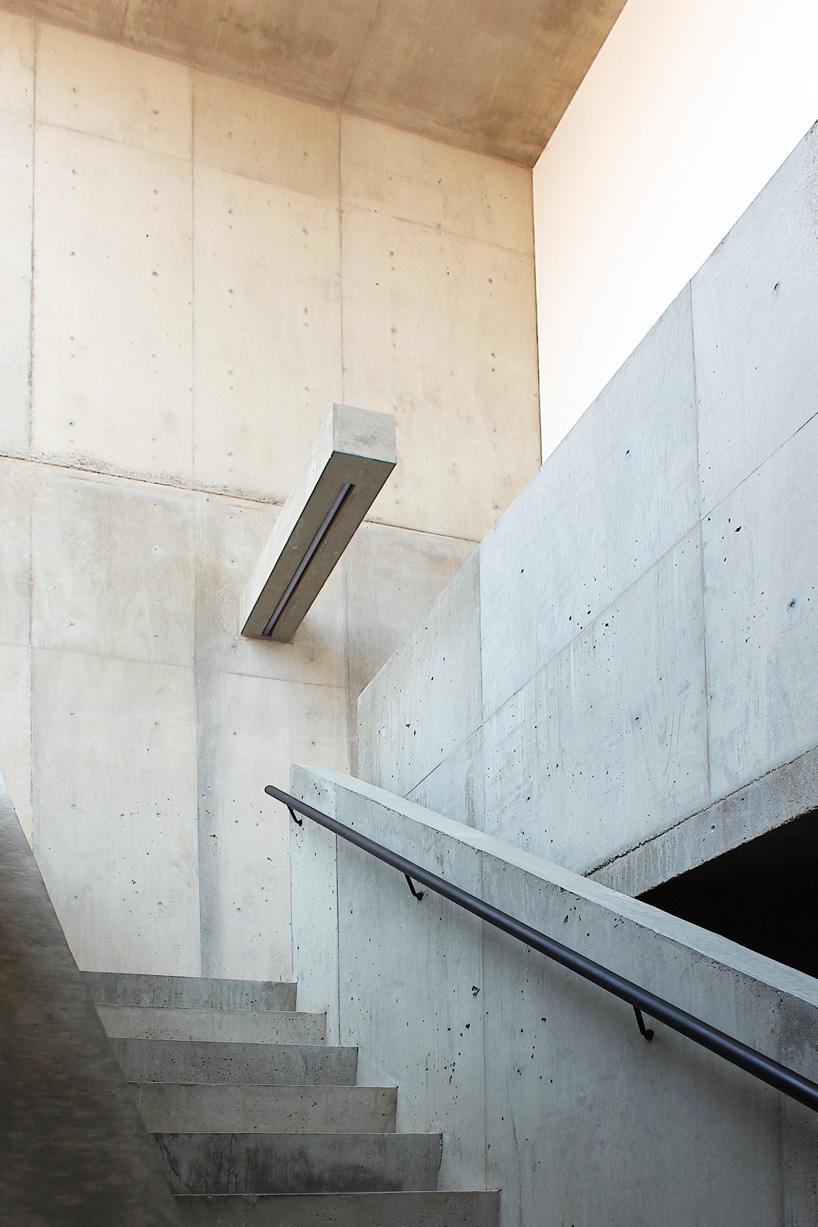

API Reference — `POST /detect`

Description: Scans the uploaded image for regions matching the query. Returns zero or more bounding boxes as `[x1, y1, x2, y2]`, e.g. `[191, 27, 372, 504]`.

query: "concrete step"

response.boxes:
[84, 971, 296, 1012]
[97, 1004, 325, 1045]
[173, 1191, 501, 1226]
[111, 1039, 358, 1086]
[133, 1084, 397, 1134]
[155, 1133, 442, 1195]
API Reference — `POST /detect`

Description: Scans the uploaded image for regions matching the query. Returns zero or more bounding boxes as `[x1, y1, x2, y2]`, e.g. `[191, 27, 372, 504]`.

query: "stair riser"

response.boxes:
[84, 973, 296, 1012]
[173, 1191, 501, 1226]
[112, 1039, 358, 1087]
[133, 1084, 397, 1134]
[155, 1134, 442, 1195]
[97, 1005, 325, 1045]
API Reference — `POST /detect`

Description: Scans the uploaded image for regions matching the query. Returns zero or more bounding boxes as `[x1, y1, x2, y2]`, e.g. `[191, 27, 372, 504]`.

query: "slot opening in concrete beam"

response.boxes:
[240, 403, 396, 642]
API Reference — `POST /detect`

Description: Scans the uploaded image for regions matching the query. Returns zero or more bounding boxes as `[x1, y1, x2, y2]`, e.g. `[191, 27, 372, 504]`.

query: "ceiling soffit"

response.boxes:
[1, 0, 627, 165]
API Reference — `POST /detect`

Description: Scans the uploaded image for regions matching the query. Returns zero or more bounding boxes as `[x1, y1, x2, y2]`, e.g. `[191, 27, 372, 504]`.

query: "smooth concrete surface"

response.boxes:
[592, 742, 818, 897]
[0, 768, 180, 1225]
[113, 1039, 358, 1088]
[173, 1190, 500, 1226]
[240, 404, 396, 640]
[358, 119, 818, 885]
[0, 15, 539, 979]
[291, 768, 818, 1226]
[98, 1004, 326, 1046]
[156, 1132, 442, 1195]
[133, 1084, 396, 1135]
[0, 0, 625, 164]
[5, 18, 541, 533]
[85, 972, 297, 1011]
[357, 553, 483, 799]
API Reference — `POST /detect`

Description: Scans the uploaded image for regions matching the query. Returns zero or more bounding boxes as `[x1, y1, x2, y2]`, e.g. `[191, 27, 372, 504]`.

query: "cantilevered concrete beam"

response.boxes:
[240, 404, 396, 642]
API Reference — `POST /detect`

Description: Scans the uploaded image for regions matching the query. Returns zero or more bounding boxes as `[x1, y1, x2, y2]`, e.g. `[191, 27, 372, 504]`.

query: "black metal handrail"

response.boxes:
[265, 782, 818, 1114]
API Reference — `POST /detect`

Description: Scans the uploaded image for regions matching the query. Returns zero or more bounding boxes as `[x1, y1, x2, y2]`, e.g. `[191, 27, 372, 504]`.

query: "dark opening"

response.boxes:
[640, 809, 818, 979]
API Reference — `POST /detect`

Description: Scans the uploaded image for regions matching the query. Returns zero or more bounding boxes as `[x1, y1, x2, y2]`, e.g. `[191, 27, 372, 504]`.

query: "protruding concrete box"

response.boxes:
[240, 404, 396, 641]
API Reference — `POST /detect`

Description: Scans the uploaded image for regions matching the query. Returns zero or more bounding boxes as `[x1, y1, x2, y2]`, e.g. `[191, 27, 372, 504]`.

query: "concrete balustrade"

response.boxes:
[290, 765, 818, 1226]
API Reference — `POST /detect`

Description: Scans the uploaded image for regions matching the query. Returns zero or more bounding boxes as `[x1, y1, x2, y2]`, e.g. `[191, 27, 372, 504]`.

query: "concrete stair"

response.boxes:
[87, 972, 499, 1226]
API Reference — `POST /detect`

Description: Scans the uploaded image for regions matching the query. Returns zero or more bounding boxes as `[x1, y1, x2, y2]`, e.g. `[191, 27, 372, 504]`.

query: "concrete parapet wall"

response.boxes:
[291, 766, 818, 1226]
[358, 118, 818, 885]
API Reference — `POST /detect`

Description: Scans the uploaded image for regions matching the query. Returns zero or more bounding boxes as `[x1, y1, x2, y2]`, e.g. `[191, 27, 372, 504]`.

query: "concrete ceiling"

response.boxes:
[2, 0, 627, 165]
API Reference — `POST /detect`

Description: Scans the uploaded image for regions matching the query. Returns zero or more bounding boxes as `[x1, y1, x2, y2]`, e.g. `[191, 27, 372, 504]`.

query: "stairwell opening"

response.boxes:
[639, 808, 818, 979]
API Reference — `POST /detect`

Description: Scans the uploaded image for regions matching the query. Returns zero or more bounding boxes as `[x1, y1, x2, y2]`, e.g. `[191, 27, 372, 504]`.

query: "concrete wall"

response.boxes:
[534, 0, 818, 460]
[359, 118, 818, 893]
[0, 14, 540, 978]
[291, 767, 818, 1227]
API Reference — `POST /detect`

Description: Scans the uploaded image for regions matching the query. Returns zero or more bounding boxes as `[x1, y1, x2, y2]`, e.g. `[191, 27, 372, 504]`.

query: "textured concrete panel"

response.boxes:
[336, 821, 486, 1192]
[0, 109, 32, 456]
[36, 24, 192, 158]
[703, 413, 818, 802]
[197, 670, 347, 982]
[480, 851, 784, 1227]
[694, 121, 818, 514]
[193, 72, 338, 198]
[340, 114, 533, 253]
[31, 468, 195, 666]
[344, 0, 627, 165]
[480, 286, 698, 720]
[194, 494, 346, 687]
[289, 767, 341, 1044]
[192, 164, 341, 501]
[345, 521, 476, 707]
[5, 0, 128, 39]
[594, 743, 818, 897]
[408, 729, 485, 833]
[32, 649, 200, 975]
[32, 125, 193, 479]
[289, 773, 488, 1193]
[123, 0, 379, 109]
[0, 11, 34, 116]
[483, 532, 709, 873]
[294, 770, 818, 1227]
[0, 769, 180, 1226]
[357, 553, 481, 797]
[0, 456, 31, 644]
[1, 0, 625, 165]
[341, 205, 540, 539]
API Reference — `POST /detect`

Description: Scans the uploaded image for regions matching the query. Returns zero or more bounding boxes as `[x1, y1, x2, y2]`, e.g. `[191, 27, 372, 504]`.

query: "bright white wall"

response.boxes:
[534, 0, 818, 460]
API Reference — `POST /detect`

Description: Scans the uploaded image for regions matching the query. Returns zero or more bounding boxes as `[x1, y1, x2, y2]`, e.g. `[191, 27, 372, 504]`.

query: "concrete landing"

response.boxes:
[113, 1039, 358, 1086]
[173, 1191, 501, 1226]
[98, 1004, 326, 1045]
[156, 1132, 443, 1194]
[133, 1083, 397, 1134]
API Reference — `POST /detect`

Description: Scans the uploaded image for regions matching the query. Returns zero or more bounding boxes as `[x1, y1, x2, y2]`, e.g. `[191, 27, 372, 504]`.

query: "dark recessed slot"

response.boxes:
[640, 809, 818, 979]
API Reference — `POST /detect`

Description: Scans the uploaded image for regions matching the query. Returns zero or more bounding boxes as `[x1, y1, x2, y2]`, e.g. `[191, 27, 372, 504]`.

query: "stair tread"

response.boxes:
[97, 1004, 325, 1045]
[83, 971, 296, 1011]
[173, 1191, 500, 1226]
